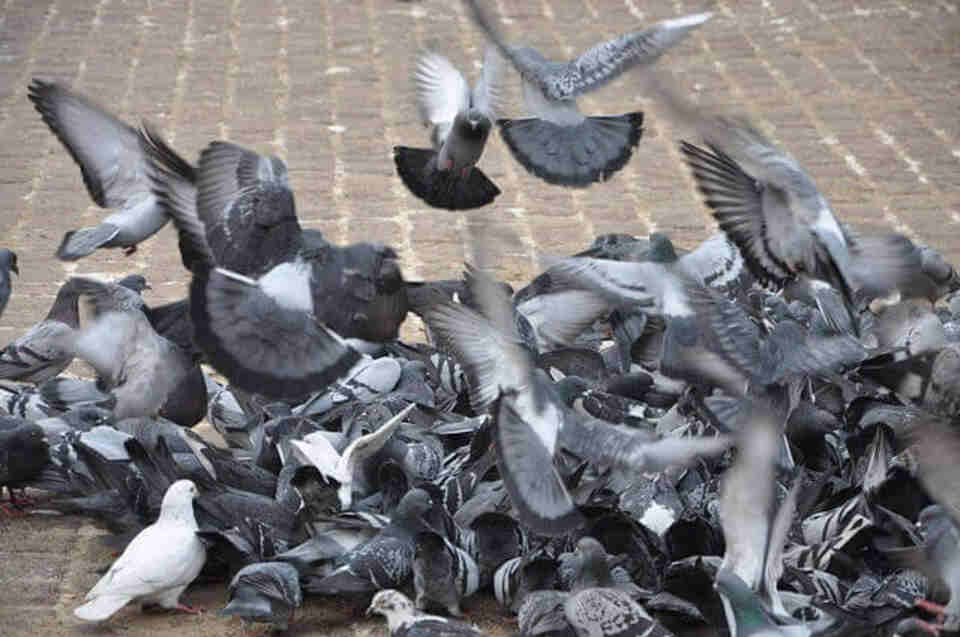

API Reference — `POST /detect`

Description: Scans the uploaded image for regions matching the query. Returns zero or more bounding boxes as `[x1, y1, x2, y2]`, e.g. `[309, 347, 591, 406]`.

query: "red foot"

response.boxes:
[176, 604, 203, 615]
[0, 503, 26, 517]
[915, 598, 947, 623]
[461, 166, 472, 179]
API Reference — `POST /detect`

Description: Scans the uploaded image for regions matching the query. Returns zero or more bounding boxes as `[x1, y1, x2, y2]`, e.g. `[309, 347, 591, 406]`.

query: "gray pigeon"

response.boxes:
[542, 254, 870, 396]
[563, 537, 673, 637]
[303, 488, 439, 594]
[0, 273, 146, 384]
[0, 278, 80, 383]
[27, 79, 191, 260]
[413, 530, 480, 617]
[149, 139, 409, 399]
[220, 561, 302, 631]
[0, 249, 16, 320]
[716, 400, 799, 622]
[679, 117, 927, 332]
[0, 418, 49, 513]
[47, 278, 192, 420]
[394, 46, 503, 210]
[464, 1, 711, 187]
[73, 479, 206, 621]
[367, 589, 485, 637]
[425, 267, 731, 535]
[902, 419, 960, 631]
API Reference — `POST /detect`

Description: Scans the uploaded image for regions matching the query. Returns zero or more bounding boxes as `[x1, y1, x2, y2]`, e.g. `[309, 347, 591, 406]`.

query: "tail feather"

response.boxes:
[39, 377, 114, 411]
[56, 224, 120, 261]
[393, 146, 500, 210]
[73, 594, 132, 622]
[498, 113, 643, 187]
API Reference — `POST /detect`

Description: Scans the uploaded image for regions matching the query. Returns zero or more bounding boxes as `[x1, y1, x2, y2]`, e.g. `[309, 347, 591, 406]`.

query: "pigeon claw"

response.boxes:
[915, 598, 949, 626]
[176, 603, 203, 615]
[123, 245, 138, 256]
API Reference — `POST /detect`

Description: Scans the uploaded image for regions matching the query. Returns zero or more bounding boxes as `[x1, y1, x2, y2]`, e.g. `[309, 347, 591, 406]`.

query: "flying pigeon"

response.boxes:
[464, 0, 712, 187]
[367, 589, 485, 637]
[394, 45, 503, 210]
[47, 278, 192, 420]
[220, 561, 302, 632]
[679, 116, 927, 332]
[425, 263, 731, 535]
[289, 403, 415, 509]
[27, 79, 192, 260]
[0, 249, 17, 320]
[73, 479, 206, 621]
[0, 274, 148, 385]
[149, 138, 409, 398]
[716, 400, 799, 622]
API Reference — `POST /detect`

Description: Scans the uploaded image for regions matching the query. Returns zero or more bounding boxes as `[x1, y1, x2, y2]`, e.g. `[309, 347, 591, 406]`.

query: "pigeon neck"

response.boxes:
[46, 283, 81, 326]
[160, 499, 198, 527]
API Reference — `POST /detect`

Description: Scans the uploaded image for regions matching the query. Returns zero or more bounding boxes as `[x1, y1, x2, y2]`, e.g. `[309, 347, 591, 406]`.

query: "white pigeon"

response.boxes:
[289, 403, 416, 509]
[73, 479, 207, 622]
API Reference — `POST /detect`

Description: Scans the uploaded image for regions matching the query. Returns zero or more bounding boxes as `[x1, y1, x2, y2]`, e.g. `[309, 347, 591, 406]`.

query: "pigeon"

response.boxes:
[149, 138, 409, 398]
[73, 479, 206, 621]
[901, 419, 960, 631]
[27, 79, 191, 260]
[562, 537, 673, 637]
[220, 561, 302, 631]
[413, 530, 480, 617]
[541, 253, 869, 397]
[464, 1, 711, 187]
[289, 403, 416, 509]
[716, 400, 799, 622]
[425, 262, 731, 535]
[0, 278, 81, 383]
[47, 277, 193, 419]
[394, 45, 503, 210]
[303, 488, 439, 594]
[678, 116, 928, 331]
[0, 419, 49, 513]
[367, 589, 485, 637]
[0, 249, 17, 320]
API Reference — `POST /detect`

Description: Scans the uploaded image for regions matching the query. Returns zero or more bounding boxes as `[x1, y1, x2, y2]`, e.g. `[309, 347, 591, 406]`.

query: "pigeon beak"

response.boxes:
[144, 283, 152, 290]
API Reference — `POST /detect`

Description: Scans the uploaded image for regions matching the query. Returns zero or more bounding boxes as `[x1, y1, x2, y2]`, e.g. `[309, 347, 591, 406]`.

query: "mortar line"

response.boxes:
[803, 0, 960, 158]
[364, 0, 423, 281]
[746, 0, 919, 238]
[322, 0, 348, 245]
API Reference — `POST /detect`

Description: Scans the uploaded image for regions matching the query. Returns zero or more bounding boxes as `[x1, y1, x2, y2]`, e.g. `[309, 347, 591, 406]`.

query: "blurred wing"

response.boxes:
[28, 79, 147, 208]
[553, 12, 713, 100]
[473, 44, 505, 120]
[415, 52, 470, 126]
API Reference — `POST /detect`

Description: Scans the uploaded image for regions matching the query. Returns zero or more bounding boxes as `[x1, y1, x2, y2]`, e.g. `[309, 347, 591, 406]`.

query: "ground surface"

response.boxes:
[0, 0, 958, 635]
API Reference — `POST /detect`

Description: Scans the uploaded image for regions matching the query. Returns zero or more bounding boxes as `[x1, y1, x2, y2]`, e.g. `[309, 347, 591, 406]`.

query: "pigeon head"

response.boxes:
[394, 487, 435, 527]
[0, 249, 18, 276]
[116, 274, 150, 293]
[918, 504, 954, 537]
[570, 537, 613, 590]
[160, 479, 199, 523]
[367, 589, 416, 629]
[647, 233, 679, 264]
[458, 108, 492, 140]
[553, 376, 591, 406]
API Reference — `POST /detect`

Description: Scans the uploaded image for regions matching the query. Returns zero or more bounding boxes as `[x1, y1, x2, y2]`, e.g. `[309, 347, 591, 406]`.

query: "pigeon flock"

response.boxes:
[3, 3, 960, 637]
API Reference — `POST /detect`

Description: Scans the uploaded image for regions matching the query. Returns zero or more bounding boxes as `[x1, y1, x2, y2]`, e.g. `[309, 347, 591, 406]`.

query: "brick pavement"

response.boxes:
[0, 0, 957, 634]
